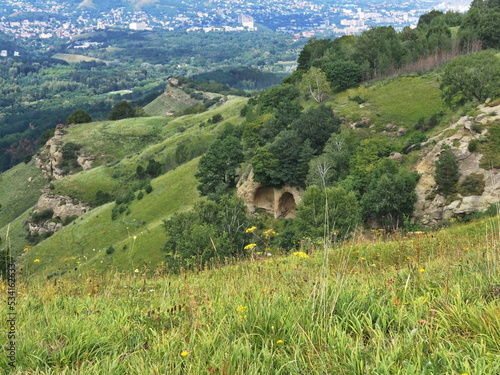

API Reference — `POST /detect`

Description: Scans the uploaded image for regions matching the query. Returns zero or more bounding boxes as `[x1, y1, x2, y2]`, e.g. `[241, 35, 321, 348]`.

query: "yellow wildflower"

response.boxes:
[236, 305, 247, 313]
[293, 251, 310, 259]
[245, 226, 257, 233]
[180, 350, 189, 357]
[34, 259, 40, 263]
[419, 268, 425, 273]
[244, 243, 257, 250]
[263, 229, 278, 237]
[277, 340, 284, 344]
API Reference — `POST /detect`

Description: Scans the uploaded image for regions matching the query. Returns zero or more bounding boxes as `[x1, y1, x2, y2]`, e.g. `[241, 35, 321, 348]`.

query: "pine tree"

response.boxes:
[434, 149, 460, 195]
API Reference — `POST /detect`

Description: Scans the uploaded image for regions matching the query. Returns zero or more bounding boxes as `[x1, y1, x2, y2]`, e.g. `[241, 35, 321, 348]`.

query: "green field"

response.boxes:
[333, 75, 447, 129]
[52, 53, 108, 64]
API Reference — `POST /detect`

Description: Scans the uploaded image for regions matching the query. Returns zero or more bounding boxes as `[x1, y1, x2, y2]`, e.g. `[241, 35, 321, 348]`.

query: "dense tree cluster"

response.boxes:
[286, 4, 498, 92]
[162, 195, 252, 272]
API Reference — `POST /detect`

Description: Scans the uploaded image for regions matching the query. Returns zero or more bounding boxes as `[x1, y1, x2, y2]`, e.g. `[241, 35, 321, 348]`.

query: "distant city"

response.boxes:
[0, 0, 471, 56]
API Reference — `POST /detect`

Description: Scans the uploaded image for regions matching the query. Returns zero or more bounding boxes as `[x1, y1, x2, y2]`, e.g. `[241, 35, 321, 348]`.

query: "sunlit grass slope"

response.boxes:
[52, 96, 247, 203]
[333, 75, 447, 128]
[3, 217, 500, 374]
[21, 157, 201, 278]
[0, 161, 46, 228]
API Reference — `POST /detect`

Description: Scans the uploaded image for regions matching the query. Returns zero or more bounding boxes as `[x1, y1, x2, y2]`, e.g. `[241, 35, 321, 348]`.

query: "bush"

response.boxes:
[106, 245, 115, 255]
[108, 100, 136, 120]
[137, 191, 144, 200]
[95, 190, 113, 206]
[115, 191, 135, 205]
[459, 173, 485, 196]
[208, 113, 223, 124]
[62, 215, 78, 226]
[31, 209, 54, 224]
[66, 109, 92, 124]
[295, 185, 361, 241]
[146, 158, 162, 178]
[468, 140, 478, 152]
[349, 95, 366, 104]
[144, 183, 153, 194]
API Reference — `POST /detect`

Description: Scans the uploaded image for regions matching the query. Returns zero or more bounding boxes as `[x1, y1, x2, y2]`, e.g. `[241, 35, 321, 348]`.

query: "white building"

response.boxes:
[129, 22, 148, 31]
[238, 15, 255, 29]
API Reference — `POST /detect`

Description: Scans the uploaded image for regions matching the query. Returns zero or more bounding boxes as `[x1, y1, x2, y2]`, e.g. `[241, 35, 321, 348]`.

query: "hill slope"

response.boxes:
[2, 217, 500, 373]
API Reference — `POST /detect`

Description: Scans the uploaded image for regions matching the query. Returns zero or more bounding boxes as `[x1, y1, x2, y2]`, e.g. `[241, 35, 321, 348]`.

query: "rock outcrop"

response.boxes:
[28, 190, 91, 235]
[237, 169, 303, 218]
[413, 105, 500, 225]
[35, 124, 66, 180]
[35, 124, 94, 179]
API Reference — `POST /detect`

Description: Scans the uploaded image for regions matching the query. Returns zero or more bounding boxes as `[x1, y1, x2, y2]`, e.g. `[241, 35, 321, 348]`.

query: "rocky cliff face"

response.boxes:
[35, 124, 66, 180]
[28, 190, 91, 235]
[237, 169, 303, 218]
[414, 104, 500, 224]
[35, 124, 94, 180]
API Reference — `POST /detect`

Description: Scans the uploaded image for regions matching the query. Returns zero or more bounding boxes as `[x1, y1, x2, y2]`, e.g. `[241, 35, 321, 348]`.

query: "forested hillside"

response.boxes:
[0, 29, 301, 171]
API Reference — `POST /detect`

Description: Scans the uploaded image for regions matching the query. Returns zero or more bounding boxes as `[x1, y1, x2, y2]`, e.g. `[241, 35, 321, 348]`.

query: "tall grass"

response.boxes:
[2, 216, 500, 374]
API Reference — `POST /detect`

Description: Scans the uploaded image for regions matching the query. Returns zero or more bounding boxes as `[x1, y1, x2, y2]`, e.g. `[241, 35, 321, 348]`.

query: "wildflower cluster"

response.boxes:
[244, 226, 279, 256]
[236, 305, 247, 320]
[293, 251, 310, 259]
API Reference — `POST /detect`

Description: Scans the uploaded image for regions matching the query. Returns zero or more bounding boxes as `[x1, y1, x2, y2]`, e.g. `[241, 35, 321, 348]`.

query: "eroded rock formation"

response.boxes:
[237, 169, 303, 218]
[28, 190, 91, 235]
[414, 105, 500, 224]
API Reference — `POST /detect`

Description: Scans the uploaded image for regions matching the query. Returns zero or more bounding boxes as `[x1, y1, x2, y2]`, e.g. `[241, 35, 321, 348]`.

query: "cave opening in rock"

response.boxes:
[254, 186, 274, 213]
[278, 192, 296, 218]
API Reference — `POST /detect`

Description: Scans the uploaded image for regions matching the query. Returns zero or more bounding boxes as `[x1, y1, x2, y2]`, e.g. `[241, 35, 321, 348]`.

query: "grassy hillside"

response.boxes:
[52, 53, 108, 64]
[0, 71, 486, 280]
[52, 96, 247, 203]
[2, 217, 500, 373]
[0, 161, 46, 228]
[144, 86, 198, 116]
[12, 96, 248, 277]
[333, 75, 448, 128]
[21, 158, 201, 278]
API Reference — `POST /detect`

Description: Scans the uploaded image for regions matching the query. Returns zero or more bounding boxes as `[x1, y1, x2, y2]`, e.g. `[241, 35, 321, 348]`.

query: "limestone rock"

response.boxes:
[389, 152, 403, 162]
[28, 190, 91, 236]
[34, 190, 91, 220]
[77, 155, 95, 171]
[237, 169, 303, 218]
[35, 124, 68, 180]
[413, 108, 500, 225]
[397, 127, 408, 137]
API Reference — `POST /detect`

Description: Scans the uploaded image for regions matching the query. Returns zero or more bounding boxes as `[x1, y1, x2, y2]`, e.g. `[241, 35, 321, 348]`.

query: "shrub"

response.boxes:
[106, 245, 115, 255]
[349, 95, 366, 104]
[459, 173, 485, 196]
[209, 113, 223, 124]
[66, 109, 92, 124]
[468, 140, 478, 152]
[95, 190, 113, 206]
[62, 215, 78, 226]
[471, 124, 482, 133]
[144, 183, 153, 194]
[31, 209, 54, 224]
[146, 158, 162, 178]
[137, 191, 144, 200]
[115, 191, 135, 205]
[23, 154, 33, 164]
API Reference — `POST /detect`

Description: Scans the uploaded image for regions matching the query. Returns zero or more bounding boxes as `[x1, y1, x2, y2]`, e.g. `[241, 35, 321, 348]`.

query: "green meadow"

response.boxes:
[2, 216, 500, 374]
